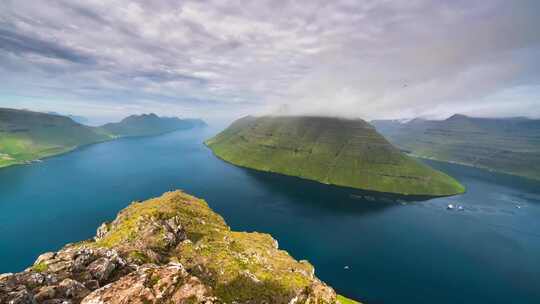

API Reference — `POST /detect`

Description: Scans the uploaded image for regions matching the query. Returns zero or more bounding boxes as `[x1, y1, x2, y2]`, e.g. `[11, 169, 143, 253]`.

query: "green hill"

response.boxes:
[206, 116, 465, 196]
[0, 108, 113, 168]
[0, 108, 206, 169]
[372, 114, 540, 180]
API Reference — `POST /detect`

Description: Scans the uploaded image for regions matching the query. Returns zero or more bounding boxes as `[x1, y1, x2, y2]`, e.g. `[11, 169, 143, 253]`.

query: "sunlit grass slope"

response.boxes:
[206, 116, 465, 196]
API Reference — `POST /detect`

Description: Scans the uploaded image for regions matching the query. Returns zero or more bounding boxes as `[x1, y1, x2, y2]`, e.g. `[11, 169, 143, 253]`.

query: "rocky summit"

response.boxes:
[0, 191, 354, 304]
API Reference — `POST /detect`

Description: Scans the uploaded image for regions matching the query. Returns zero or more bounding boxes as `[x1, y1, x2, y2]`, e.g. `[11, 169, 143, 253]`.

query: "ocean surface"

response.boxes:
[1, 128, 539, 304]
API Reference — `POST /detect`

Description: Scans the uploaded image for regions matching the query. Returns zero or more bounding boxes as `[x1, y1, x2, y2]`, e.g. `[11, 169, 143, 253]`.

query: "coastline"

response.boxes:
[0, 127, 203, 171]
[409, 153, 540, 182]
[204, 141, 465, 198]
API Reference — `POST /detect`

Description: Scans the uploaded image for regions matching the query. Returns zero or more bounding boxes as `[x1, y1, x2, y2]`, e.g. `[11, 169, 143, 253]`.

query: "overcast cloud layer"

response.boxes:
[0, 0, 539, 123]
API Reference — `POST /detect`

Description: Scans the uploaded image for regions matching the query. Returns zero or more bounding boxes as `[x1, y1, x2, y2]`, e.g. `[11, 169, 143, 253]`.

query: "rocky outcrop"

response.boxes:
[0, 191, 351, 304]
[81, 263, 215, 304]
[0, 247, 132, 304]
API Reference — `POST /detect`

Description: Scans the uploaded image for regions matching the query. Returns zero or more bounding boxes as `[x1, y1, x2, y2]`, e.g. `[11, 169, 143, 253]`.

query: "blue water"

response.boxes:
[1, 129, 540, 304]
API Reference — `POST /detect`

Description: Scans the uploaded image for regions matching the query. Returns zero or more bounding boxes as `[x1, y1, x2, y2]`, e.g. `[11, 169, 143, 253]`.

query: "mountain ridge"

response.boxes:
[371, 115, 540, 180]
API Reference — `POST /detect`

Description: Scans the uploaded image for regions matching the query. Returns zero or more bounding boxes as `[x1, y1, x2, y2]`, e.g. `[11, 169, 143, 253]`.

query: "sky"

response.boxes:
[0, 0, 539, 124]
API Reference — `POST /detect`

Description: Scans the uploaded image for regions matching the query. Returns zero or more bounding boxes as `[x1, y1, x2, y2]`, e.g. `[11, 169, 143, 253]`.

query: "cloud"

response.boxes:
[0, 0, 539, 122]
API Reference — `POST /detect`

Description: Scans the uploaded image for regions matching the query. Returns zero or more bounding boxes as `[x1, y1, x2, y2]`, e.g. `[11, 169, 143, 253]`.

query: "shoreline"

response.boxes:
[0, 127, 204, 171]
[409, 154, 540, 182]
[204, 142, 464, 198]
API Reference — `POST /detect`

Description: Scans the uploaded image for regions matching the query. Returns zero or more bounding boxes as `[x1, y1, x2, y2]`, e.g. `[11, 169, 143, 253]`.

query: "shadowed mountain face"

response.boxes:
[372, 115, 540, 180]
[205, 116, 464, 196]
[0, 108, 206, 169]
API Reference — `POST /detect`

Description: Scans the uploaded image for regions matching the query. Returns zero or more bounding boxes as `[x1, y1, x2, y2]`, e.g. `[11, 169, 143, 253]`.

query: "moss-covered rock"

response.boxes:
[0, 191, 360, 304]
[206, 116, 465, 196]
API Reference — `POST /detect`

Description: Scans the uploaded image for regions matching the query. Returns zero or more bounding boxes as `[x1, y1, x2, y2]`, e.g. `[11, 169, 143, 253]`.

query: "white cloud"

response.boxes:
[0, 0, 539, 122]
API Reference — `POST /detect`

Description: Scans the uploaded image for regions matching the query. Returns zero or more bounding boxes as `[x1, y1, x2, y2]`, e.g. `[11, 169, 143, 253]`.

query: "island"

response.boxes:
[0, 108, 206, 169]
[372, 114, 540, 180]
[0, 191, 360, 304]
[205, 116, 465, 196]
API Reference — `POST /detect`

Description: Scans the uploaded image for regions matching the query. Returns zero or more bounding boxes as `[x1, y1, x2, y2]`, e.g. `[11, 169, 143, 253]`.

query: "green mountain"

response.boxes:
[0, 108, 205, 169]
[103, 113, 206, 137]
[0, 191, 359, 304]
[206, 116, 465, 196]
[372, 114, 540, 180]
[0, 108, 113, 168]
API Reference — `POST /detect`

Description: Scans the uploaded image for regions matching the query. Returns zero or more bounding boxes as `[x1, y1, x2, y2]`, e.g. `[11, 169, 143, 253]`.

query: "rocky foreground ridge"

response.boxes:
[0, 191, 356, 304]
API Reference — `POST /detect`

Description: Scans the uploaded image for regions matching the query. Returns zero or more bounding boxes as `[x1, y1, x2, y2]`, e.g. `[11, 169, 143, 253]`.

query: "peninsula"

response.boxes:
[206, 116, 465, 196]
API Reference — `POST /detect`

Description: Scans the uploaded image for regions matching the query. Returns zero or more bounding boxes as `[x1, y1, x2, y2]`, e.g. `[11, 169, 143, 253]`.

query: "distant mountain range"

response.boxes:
[206, 115, 464, 196]
[103, 113, 206, 137]
[372, 114, 540, 180]
[47, 112, 90, 125]
[0, 108, 206, 169]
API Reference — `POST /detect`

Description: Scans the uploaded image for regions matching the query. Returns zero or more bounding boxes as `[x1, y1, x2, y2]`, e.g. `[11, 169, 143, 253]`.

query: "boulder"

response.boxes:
[81, 263, 215, 304]
[94, 223, 109, 241]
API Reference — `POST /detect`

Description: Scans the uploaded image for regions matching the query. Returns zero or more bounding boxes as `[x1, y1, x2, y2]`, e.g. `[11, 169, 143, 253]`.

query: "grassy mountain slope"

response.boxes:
[0, 191, 360, 303]
[206, 116, 465, 196]
[0, 108, 113, 168]
[0, 108, 206, 169]
[372, 114, 540, 180]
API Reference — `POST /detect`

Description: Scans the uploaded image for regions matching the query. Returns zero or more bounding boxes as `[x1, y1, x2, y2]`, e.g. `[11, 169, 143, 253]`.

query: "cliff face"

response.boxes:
[0, 191, 349, 304]
[205, 116, 464, 196]
[372, 115, 540, 180]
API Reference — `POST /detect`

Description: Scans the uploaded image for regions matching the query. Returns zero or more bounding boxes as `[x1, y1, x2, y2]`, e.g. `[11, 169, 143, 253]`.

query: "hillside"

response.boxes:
[103, 113, 206, 137]
[0, 108, 113, 168]
[205, 116, 465, 196]
[0, 191, 359, 304]
[372, 114, 540, 180]
[0, 108, 206, 169]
